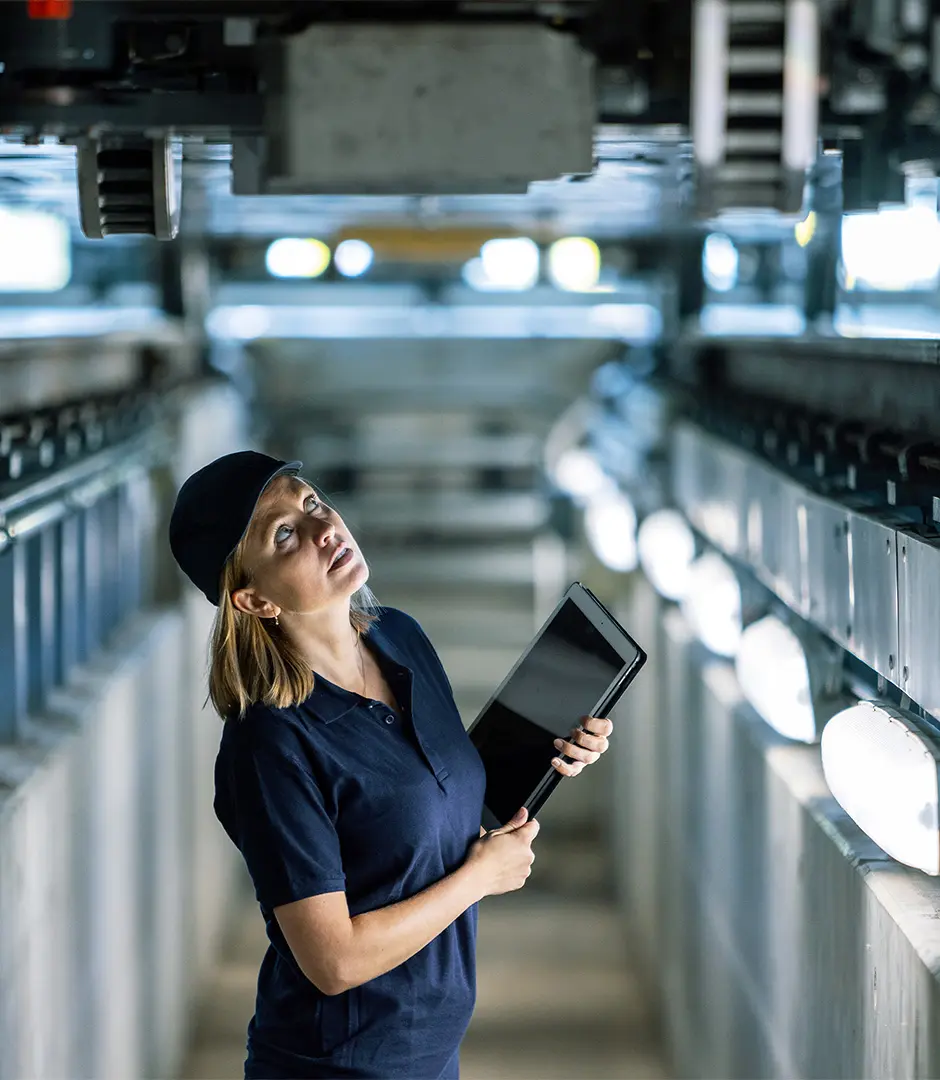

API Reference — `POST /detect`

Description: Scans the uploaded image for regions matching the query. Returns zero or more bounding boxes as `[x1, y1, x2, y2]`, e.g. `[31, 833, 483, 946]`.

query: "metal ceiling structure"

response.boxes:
[0, 126, 693, 240]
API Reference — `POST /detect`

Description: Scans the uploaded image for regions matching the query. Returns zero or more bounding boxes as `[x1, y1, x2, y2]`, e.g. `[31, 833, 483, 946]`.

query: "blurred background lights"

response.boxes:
[205, 304, 272, 341]
[477, 237, 540, 291]
[584, 492, 638, 572]
[637, 509, 696, 601]
[735, 616, 816, 741]
[681, 551, 743, 657]
[548, 236, 601, 291]
[821, 702, 940, 875]
[265, 237, 331, 279]
[551, 447, 616, 504]
[0, 208, 70, 291]
[702, 232, 739, 292]
[334, 239, 374, 278]
[841, 206, 940, 290]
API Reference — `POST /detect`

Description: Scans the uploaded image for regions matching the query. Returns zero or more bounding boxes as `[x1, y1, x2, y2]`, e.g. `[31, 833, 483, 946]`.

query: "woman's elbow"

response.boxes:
[299, 953, 349, 996]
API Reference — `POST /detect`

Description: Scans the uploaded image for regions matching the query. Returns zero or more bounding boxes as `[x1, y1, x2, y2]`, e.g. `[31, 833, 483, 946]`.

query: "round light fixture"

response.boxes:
[265, 238, 331, 279]
[637, 509, 696, 601]
[548, 236, 601, 291]
[334, 239, 374, 278]
[584, 492, 638, 572]
[821, 701, 940, 875]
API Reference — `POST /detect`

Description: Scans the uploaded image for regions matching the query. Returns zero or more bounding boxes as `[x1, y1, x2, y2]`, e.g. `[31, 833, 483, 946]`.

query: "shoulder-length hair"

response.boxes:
[206, 477, 380, 721]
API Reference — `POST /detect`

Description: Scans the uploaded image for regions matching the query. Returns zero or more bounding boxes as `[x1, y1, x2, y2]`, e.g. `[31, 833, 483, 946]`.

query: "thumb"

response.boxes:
[492, 806, 529, 834]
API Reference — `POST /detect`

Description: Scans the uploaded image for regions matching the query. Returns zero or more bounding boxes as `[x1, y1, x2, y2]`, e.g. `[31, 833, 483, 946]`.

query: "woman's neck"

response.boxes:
[283, 604, 361, 683]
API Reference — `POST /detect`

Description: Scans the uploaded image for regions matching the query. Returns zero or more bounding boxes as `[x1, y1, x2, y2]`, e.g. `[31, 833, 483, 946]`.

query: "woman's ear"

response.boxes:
[231, 586, 277, 619]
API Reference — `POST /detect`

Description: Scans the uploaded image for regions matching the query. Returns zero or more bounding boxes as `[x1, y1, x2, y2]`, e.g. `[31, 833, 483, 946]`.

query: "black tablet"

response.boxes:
[467, 581, 647, 830]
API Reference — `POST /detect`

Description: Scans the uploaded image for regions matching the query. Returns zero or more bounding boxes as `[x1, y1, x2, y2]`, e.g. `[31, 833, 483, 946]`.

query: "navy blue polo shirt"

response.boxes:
[212, 606, 488, 1079]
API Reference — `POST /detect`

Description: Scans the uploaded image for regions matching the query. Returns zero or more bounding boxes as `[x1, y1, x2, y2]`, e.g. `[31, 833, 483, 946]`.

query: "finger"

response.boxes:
[551, 755, 585, 777]
[553, 738, 601, 764]
[581, 715, 614, 737]
[565, 729, 609, 753]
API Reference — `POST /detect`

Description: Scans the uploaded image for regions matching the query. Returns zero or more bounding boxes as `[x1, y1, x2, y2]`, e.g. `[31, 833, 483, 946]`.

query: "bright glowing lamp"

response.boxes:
[266, 238, 331, 279]
[479, 237, 539, 290]
[681, 551, 743, 657]
[637, 509, 696, 601]
[548, 237, 601, 291]
[702, 233, 739, 292]
[584, 492, 638, 572]
[841, 207, 940, 290]
[334, 239, 374, 277]
[552, 447, 616, 504]
[736, 615, 843, 742]
[0, 208, 70, 291]
[821, 701, 940, 875]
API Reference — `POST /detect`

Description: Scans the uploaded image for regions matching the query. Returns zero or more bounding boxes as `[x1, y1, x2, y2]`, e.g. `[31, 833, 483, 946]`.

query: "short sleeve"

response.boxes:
[226, 721, 346, 910]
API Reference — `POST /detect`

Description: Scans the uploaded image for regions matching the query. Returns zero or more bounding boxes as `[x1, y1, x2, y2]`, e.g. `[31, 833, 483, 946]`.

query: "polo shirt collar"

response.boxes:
[299, 618, 413, 725]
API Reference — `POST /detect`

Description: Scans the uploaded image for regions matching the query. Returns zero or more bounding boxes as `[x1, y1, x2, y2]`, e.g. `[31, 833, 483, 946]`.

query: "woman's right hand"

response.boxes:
[464, 807, 539, 898]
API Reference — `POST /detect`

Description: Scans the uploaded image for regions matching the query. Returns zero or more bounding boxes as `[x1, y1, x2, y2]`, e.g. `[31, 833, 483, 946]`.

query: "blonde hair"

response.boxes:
[207, 478, 380, 720]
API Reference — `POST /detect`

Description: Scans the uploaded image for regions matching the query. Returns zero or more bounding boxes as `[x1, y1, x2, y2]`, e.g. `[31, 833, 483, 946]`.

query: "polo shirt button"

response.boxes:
[385, 716, 394, 724]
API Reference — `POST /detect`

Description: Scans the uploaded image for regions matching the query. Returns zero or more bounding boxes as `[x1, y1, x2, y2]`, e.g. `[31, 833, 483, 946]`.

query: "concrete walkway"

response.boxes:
[179, 832, 667, 1080]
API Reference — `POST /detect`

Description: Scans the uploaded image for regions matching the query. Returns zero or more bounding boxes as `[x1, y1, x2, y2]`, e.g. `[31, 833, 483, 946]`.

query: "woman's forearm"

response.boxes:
[336, 861, 486, 992]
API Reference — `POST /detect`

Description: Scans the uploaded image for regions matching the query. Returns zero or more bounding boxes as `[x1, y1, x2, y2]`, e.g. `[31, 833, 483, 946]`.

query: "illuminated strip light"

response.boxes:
[821, 701, 940, 875]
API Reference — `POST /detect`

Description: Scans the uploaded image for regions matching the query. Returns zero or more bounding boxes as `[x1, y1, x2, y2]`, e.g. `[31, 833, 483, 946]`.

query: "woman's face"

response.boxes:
[232, 474, 368, 618]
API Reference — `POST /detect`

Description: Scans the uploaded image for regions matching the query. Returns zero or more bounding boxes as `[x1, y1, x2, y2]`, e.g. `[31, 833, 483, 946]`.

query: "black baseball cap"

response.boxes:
[168, 450, 303, 605]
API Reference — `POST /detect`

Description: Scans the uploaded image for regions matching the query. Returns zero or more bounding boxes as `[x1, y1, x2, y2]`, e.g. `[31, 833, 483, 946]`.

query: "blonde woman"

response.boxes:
[168, 451, 613, 1080]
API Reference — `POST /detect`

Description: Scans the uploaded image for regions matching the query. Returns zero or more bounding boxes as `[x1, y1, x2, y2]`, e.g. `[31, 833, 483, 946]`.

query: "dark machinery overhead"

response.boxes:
[0, 1, 938, 239]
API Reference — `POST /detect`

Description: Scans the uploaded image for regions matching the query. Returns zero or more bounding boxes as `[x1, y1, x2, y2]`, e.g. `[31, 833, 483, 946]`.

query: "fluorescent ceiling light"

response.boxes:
[584, 491, 638, 572]
[637, 509, 696, 601]
[334, 239, 374, 278]
[548, 236, 601, 291]
[736, 614, 843, 742]
[681, 551, 743, 657]
[0, 208, 70, 292]
[266, 238, 331, 279]
[821, 701, 940, 875]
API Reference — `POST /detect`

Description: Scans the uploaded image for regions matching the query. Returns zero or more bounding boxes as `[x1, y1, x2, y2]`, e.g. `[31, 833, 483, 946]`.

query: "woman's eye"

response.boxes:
[274, 525, 294, 545]
[306, 496, 321, 512]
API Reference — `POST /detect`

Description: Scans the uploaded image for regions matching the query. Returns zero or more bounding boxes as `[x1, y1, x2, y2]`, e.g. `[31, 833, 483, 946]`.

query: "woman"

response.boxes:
[168, 450, 614, 1080]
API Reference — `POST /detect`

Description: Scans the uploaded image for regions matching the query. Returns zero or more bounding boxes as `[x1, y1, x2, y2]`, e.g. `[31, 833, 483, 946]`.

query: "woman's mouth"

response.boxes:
[328, 546, 354, 572]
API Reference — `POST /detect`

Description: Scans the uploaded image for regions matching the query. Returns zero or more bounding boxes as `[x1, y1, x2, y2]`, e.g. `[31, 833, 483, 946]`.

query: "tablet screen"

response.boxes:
[471, 597, 639, 824]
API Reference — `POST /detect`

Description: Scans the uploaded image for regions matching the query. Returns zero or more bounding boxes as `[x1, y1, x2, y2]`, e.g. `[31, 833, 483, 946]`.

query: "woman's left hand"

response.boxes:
[550, 716, 613, 777]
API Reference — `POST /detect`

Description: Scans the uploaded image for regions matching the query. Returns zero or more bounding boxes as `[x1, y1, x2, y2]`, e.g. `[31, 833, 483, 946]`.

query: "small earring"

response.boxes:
[274, 613, 280, 628]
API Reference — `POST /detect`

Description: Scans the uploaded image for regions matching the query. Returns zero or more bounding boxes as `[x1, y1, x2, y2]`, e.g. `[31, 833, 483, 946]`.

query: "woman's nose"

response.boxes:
[309, 518, 335, 545]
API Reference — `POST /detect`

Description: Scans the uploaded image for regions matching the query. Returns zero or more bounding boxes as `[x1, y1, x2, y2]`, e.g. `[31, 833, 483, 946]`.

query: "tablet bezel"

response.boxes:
[467, 581, 647, 829]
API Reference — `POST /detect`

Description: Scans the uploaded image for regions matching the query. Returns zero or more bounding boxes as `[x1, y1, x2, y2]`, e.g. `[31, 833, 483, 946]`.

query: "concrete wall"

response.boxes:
[0, 380, 247, 1080]
[612, 574, 940, 1080]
